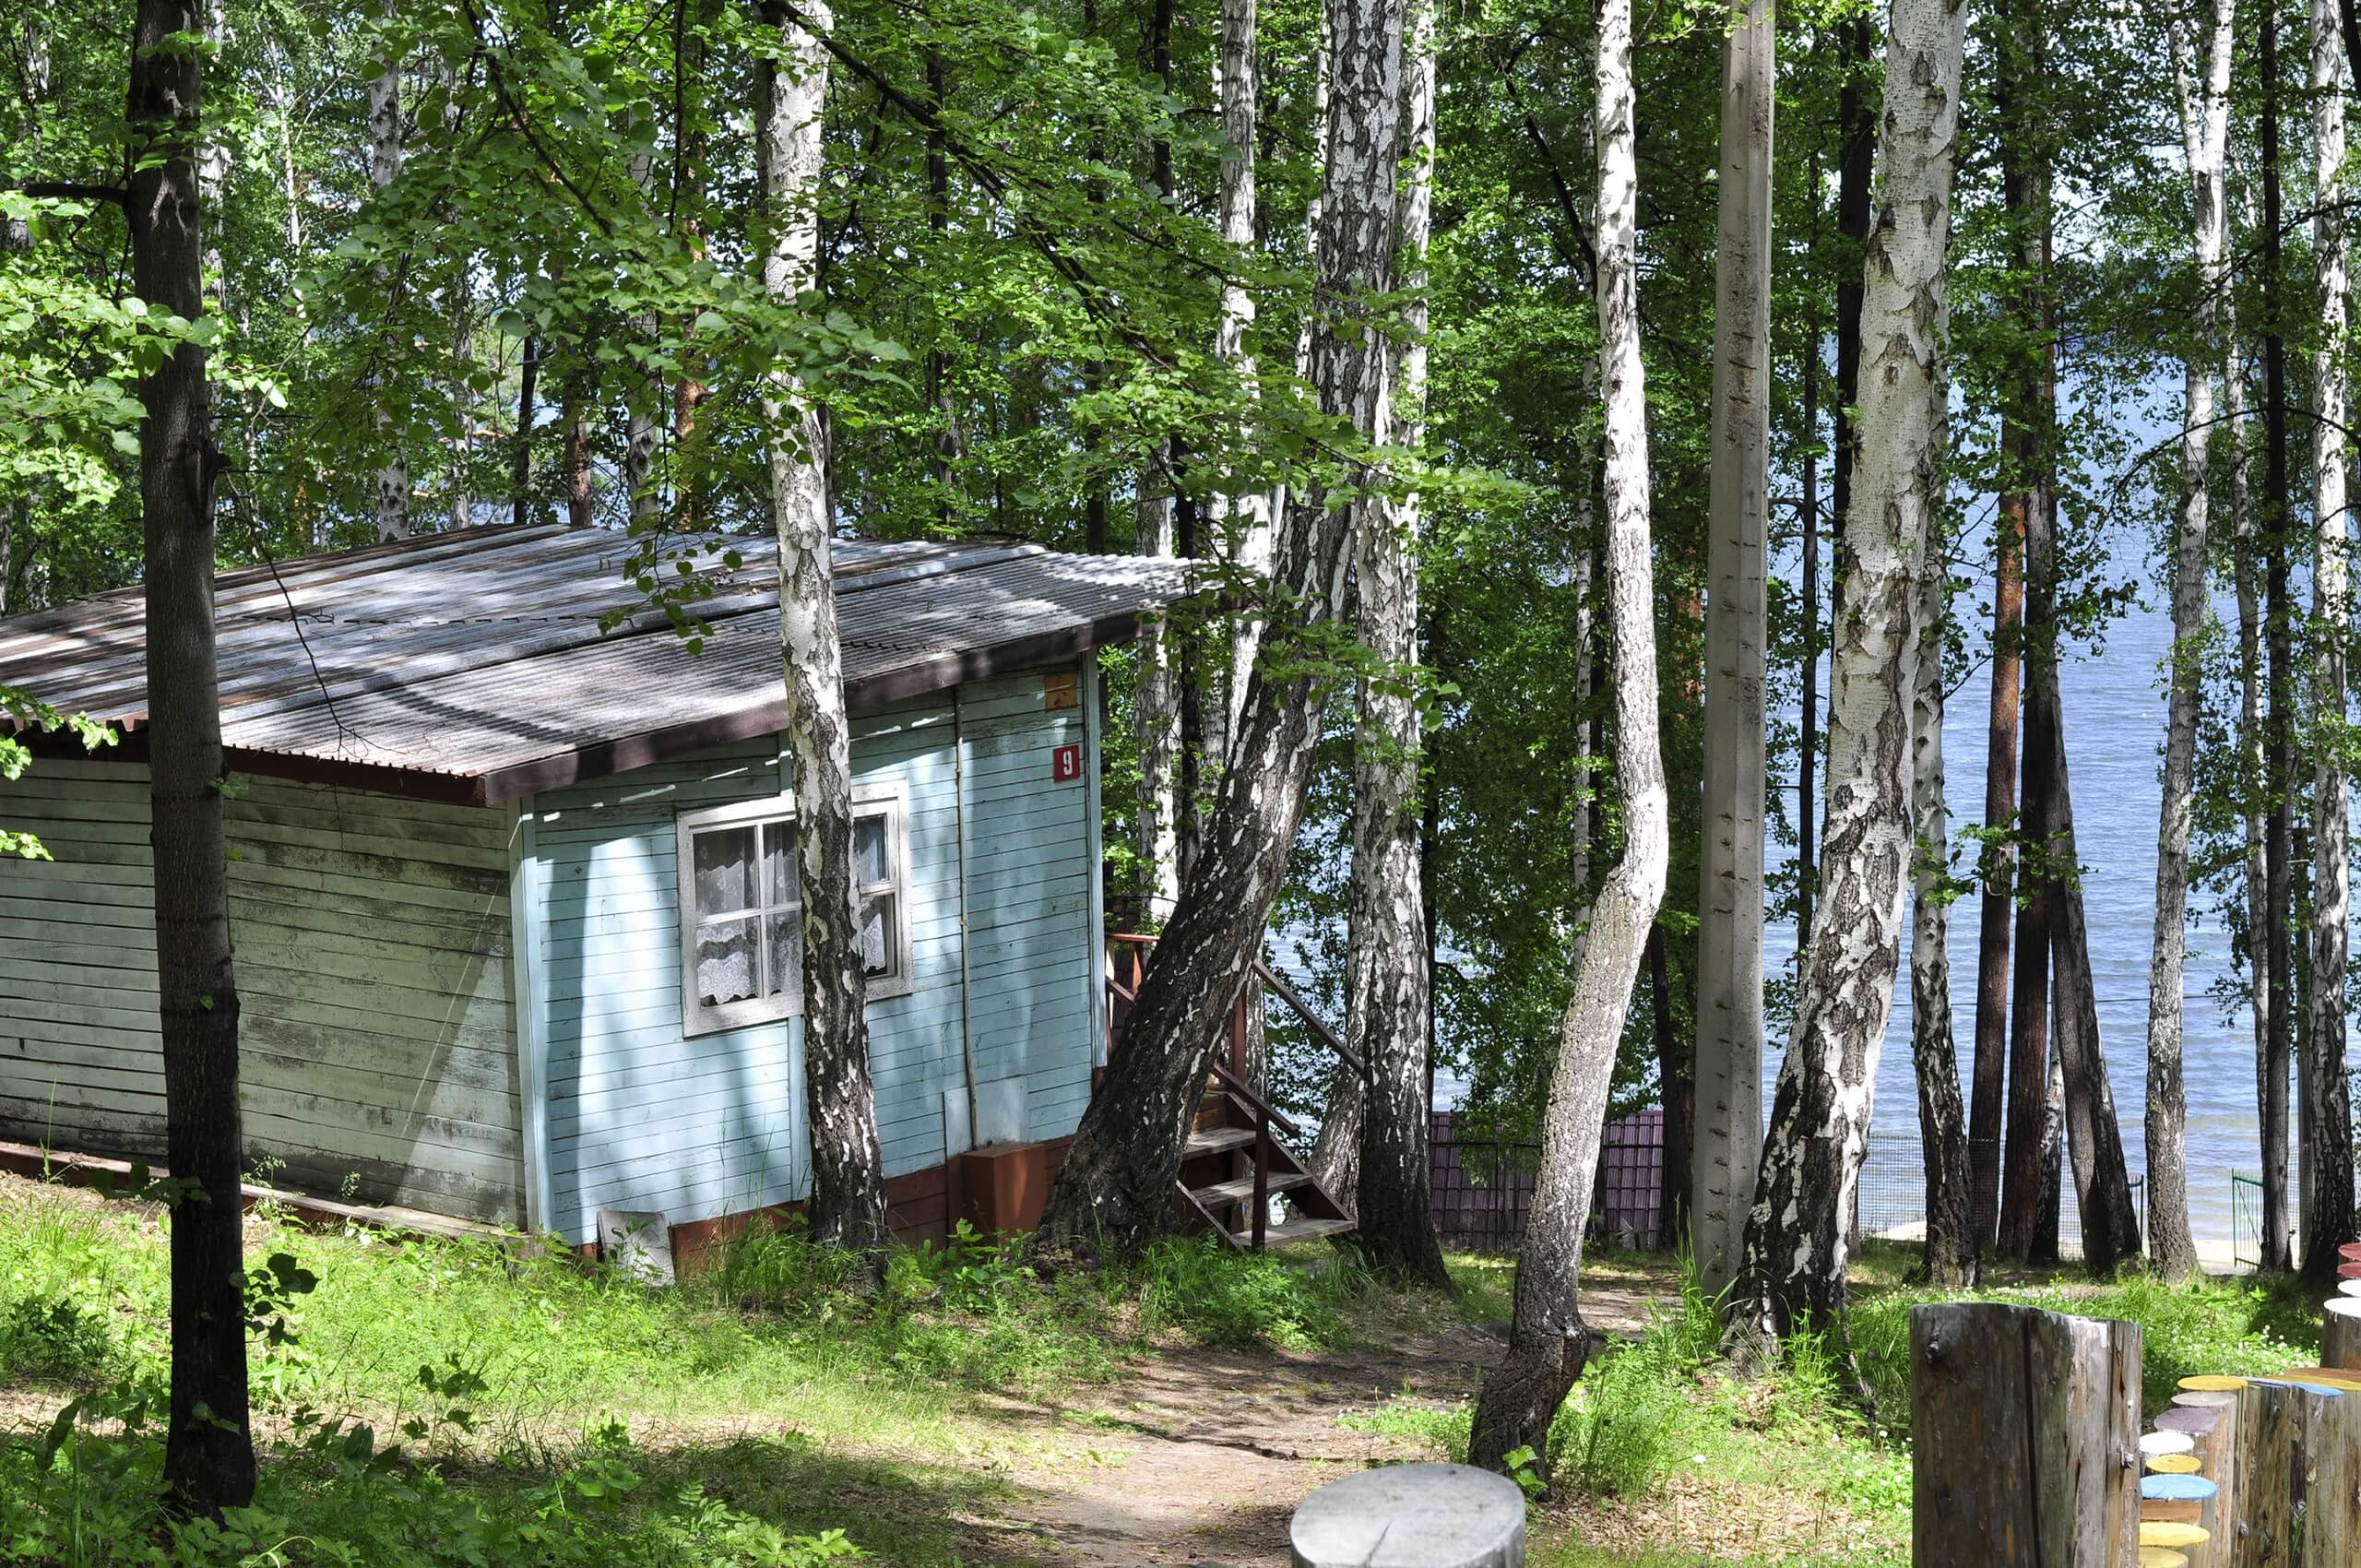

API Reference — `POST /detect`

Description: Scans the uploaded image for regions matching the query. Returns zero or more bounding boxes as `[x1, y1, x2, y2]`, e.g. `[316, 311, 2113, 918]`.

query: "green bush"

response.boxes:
[1130, 1235, 1370, 1350]
[0, 1296, 114, 1386]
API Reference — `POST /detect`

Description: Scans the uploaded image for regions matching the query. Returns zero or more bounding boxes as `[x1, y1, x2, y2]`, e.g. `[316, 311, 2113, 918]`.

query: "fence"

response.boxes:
[1427, 1111, 1665, 1253]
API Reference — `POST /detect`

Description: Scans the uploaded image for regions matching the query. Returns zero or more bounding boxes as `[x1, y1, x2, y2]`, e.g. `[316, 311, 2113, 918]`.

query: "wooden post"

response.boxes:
[2231, 1380, 2295, 1568]
[1229, 987, 1249, 1081]
[1252, 1111, 1270, 1252]
[2294, 1384, 2355, 1568]
[2323, 1298, 2361, 1370]
[1910, 1302, 2142, 1567]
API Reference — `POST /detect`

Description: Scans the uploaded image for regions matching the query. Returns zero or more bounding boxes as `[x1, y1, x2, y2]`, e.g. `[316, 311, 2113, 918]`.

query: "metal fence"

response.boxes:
[1429, 1111, 1666, 1253]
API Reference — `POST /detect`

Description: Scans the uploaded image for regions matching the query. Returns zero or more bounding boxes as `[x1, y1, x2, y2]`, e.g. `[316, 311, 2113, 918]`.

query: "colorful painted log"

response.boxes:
[2323, 1297, 2361, 1372]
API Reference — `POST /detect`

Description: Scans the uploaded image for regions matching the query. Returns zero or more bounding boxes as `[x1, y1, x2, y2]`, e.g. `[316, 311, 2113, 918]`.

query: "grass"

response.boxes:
[0, 1175, 1378, 1567]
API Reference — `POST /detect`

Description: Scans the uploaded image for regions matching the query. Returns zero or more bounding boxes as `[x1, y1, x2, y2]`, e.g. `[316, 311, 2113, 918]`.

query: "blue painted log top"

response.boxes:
[2141, 1475, 2218, 1503]
[2255, 1380, 2347, 1397]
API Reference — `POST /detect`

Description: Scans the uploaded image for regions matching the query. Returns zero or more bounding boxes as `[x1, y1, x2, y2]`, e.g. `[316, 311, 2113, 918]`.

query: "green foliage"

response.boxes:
[1127, 1234, 1371, 1349]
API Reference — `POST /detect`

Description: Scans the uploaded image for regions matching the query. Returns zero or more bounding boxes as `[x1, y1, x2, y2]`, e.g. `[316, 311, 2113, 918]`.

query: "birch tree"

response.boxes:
[2302, 0, 2355, 1285]
[1036, 0, 1409, 1254]
[2146, 0, 2234, 1285]
[1909, 552, 1975, 1285]
[1691, 0, 1773, 1299]
[368, 10, 409, 539]
[757, 0, 890, 1251]
[1347, 0, 1447, 1284]
[1136, 453, 1182, 921]
[1731, 0, 1967, 1339]
[1466, 0, 1667, 1471]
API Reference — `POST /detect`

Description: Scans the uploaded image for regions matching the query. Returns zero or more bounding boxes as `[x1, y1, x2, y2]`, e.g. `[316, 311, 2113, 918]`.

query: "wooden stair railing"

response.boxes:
[1103, 932, 1357, 1252]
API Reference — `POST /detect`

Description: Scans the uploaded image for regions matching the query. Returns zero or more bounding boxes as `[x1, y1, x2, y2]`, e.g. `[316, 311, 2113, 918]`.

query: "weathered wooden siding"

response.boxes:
[0, 758, 523, 1221]
[0, 759, 164, 1153]
[528, 664, 1101, 1243]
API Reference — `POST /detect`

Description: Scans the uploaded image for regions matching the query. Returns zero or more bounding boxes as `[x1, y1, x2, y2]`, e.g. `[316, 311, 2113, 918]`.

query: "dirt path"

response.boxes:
[979, 1280, 1662, 1566]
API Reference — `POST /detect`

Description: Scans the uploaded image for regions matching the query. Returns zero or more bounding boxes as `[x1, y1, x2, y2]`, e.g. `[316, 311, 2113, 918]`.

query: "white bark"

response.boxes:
[1214, 0, 1269, 766]
[1135, 453, 1182, 922]
[2148, 0, 2236, 1284]
[369, 13, 410, 540]
[2306, 0, 2354, 1275]
[1469, 0, 1667, 1472]
[1734, 0, 1966, 1338]
[1909, 533, 1975, 1283]
[758, 0, 890, 1248]
[1344, 0, 1444, 1280]
[1691, 0, 1774, 1297]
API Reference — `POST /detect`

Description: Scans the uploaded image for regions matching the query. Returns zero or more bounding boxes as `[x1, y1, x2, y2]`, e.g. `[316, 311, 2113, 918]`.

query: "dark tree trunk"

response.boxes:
[2262, 0, 2296, 1273]
[1970, 481, 2022, 1253]
[2036, 641, 2145, 1275]
[1999, 473, 2057, 1263]
[1910, 540, 1976, 1287]
[512, 335, 539, 529]
[1037, 0, 1410, 1256]
[131, 0, 255, 1514]
[1992, 5, 2056, 1263]
[1798, 291, 1819, 943]
[1650, 924, 1691, 1250]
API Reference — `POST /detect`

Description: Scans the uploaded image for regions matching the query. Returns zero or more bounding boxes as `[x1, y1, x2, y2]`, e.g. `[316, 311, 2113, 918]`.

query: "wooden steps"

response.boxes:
[1173, 1076, 1354, 1253]
[1230, 1215, 1355, 1249]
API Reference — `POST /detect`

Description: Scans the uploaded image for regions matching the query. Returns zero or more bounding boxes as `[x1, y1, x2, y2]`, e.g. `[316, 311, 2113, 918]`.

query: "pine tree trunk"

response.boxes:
[1910, 540, 1975, 1287]
[2147, 0, 2235, 1285]
[2262, 0, 2296, 1272]
[1691, 0, 1773, 1297]
[2042, 681, 2145, 1275]
[1346, 0, 1447, 1285]
[369, 16, 410, 539]
[132, 0, 255, 1513]
[1035, 0, 1409, 1256]
[1731, 0, 1966, 1340]
[1994, 13, 2057, 1260]
[757, 0, 890, 1251]
[2303, 0, 2355, 1285]
[2001, 472, 2058, 1264]
[1969, 493, 2021, 1255]
[1467, 0, 1667, 1464]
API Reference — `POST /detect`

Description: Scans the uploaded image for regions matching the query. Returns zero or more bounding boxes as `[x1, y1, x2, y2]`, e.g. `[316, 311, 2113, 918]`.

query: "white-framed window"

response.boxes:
[675, 783, 912, 1036]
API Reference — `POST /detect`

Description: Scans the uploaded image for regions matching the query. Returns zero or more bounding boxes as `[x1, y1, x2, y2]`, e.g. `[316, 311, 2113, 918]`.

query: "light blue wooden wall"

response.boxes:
[522, 663, 1100, 1242]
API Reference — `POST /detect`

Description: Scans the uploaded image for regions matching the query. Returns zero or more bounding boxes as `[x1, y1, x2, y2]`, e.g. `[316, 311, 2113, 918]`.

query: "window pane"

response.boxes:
[860, 892, 895, 978]
[854, 814, 890, 885]
[762, 821, 801, 910]
[694, 919, 759, 1008]
[765, 909, 804, 999]
[692, 826, 758, 916]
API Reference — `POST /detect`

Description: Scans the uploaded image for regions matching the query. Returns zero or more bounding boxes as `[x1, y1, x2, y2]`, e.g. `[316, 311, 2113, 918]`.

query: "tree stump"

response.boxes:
[1911, 1302, 2142, 1568]
[1288, 1463, 1524, 1568]
[2323, 1298, 2361, 1371]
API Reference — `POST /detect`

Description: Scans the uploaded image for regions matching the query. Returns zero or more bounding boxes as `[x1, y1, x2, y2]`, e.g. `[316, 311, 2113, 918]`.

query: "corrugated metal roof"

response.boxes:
[0, 525, 1201, 803]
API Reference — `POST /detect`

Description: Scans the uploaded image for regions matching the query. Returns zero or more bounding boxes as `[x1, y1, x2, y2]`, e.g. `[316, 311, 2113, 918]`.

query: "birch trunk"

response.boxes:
[2303, 0, 2355, 1284]
[1466, 0, 1667, 1473]
[1214, 0, 1267, 742]
[1910, 552, 1975, 1286]
[757, 0, 890, 1251]
[2262, 0, 2296, 1273]
[624, 149, 663, 529]
[1691, 0, 1774, 1297]
[2147, 0, 2235, 1285]
[1731, 0, 1966, 1340]
[368, 16, 409, 540]
[2228, 211, 2271, 1266]
[130, 0, 255, 1511]
[1347, 0, 1446, 1283]
[1036, 0, 1407, 1255]
[1135, 456, 1182, 922]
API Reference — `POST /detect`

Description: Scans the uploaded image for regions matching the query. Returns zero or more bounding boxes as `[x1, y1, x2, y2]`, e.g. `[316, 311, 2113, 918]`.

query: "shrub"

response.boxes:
[0, 1295, 114, 1386]
[1132, 1235, 1369, 1350]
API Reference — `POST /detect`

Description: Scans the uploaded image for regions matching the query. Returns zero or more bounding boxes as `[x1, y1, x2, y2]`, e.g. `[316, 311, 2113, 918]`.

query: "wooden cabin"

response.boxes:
[0, 525, 1194, 1252]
